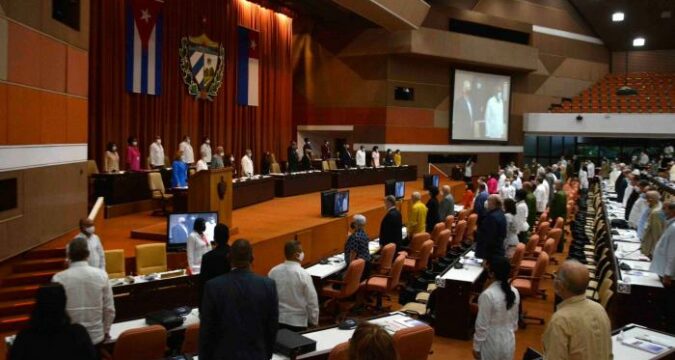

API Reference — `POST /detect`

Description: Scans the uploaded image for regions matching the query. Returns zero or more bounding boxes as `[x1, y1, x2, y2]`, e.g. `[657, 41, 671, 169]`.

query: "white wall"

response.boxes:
[524, 113, 675, 138]
[0, 144, 88, 171]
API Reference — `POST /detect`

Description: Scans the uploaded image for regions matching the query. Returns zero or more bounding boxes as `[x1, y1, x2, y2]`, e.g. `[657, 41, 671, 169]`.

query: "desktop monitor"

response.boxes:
[395, 181, 405, 199]
[423, 174, 440, 190]
[167, 212, 218, 251]
[321, 190, 337, 217]
[334, 190, 350, 217]
[385, 179, 406, 200]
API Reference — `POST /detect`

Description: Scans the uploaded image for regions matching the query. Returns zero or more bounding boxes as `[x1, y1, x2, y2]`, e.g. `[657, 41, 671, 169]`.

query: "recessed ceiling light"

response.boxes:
[633, 37, 645, 47]
[612, 12, 625, 22]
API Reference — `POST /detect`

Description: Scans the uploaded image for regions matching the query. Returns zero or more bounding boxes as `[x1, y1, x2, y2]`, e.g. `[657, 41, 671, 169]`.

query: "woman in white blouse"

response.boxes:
[503, 198, 520, 258]
[579, 164, 589, 190]
[473, 257, 520, 360]
[187, 218, 212, 274]
[371, 146, 380, 168]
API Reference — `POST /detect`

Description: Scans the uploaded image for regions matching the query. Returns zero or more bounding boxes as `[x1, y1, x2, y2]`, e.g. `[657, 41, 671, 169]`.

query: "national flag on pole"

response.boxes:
[126, 0, 163, 95]
[237, 27, 259, 106]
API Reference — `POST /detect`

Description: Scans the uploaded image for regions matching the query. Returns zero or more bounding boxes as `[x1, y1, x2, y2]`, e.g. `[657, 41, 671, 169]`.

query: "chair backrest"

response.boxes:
[553, 217, 564, 229]
[271, 162, 281, 173]
[410, 232, 430, 255]
[548, 228, 563, 251]
[135, 243, 168, 275]
[340, 259, 365, 298]
[458, 209, 470, 221]
[181, 323, 199, 355]
[87, 160, 99, 176]
[148, 172, 166, 195]
[322, 161, 330, 171]
[105, 249, 126, 279]
[328, 160, 338, 170]
[389, 254, 406, 290]
[327, 342, 349, 360]
[434, 229, 451, 259]
[113, 325, 167, 360]
[378, 243, 396, 275]
[531, 252, 550, 291]
[430, 223, 445, 245]
[465, 214, 478, 241]
[510, 243, 525, 279]
[525, 234, 539, 253]
[600, 289, 614, 308]
[392, 324, 434, 360]
[539, 212, 548, 224]
[453, 220, 467, 244]
[444, 215, 455, 230]
[415, 240, 434, 272]
[538, 222, 551, 241]
[542, 238, 555, 255]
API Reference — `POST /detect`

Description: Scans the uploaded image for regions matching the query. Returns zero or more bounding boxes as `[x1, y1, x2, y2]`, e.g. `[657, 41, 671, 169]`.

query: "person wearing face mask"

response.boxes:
[126, 136, 141, 171]
[186, 217, 212, 274]
[104, 142, 119, 173]
[69, 218, 106, 271]
[149, 135, 165, 169]
[210, 146, 225, 169]
[196, 150, 209, 172]
[200, 137, 212, 163]
[267, 240, 319, 332]
[179, 135, 195, 165]
[485, 84, 505, 139]
[241, 149, 254, 177]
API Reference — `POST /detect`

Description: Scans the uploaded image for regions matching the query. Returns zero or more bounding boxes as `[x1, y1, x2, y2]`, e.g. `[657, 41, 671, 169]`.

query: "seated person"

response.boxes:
[344, 214, 372, 280]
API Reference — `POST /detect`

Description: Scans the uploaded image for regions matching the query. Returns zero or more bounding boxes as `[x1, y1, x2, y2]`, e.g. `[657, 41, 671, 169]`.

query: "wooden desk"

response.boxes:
[329, 166, 417, 189]
[612, 324, 675, 360]
[233, 176, 276, 209]
[272, 171, 333, 197]
[92, 170, 171, 205]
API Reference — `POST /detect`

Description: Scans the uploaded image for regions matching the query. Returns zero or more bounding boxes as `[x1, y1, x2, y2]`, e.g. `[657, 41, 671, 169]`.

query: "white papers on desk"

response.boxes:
[439, 251, 484, 284]
[305, 241, 381, 279]
[620, 270, 663, 288]
[615, 242, 651, 261]
[620, 260, 651, 271]
[454, 205, 464, 213]
[614, 229, 640, 243]
[613, 324, 675, 360]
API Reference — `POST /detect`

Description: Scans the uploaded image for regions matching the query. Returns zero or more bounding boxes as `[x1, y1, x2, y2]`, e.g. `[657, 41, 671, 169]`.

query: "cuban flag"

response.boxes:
[125, 0, 163, 95]
[237, 27, 259, 106]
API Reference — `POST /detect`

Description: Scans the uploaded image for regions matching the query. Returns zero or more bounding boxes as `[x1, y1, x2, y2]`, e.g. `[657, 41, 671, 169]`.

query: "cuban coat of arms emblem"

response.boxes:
[179, 34, 225, 100]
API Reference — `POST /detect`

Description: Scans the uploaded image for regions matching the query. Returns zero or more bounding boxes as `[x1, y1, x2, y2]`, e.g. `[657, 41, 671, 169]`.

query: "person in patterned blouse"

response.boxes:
[344, 214, 371, 280]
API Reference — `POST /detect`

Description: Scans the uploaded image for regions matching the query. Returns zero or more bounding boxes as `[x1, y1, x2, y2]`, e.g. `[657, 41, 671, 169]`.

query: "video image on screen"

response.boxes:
[334, 191, 349, 216]
[395, 181, 405, 199]
[451, 69, 510, 141]
[167, 212, 218, 246]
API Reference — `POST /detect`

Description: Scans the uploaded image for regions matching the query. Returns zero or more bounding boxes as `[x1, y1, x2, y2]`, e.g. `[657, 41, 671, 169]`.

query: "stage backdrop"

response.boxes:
[89, 0, 292, 169]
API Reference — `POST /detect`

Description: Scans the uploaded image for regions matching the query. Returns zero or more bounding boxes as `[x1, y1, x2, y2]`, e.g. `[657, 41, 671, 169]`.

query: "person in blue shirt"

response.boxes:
[474, 182, 489, 221]
[171, 150, 188, 188]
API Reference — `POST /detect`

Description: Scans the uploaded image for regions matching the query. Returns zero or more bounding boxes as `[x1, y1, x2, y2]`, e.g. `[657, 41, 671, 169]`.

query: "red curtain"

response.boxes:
[88, 0, 293, 168]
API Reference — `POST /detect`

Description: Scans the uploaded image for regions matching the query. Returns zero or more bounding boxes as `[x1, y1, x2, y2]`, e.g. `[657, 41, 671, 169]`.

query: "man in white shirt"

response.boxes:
[268, 240, 319, 332]
[497, 169, 507, 190]
[69, 218, 106, 271]
[499, 180, 515, 200]
[587, 161, 595, 179]
[629, 182, 650, 228]
[355, 146, 366, 167]
[200, 137, 212, 163]
[639, 151, 650, 166]
[149, 136, 165, 168]
[241, 149, 254, 177]
[512, 175, 522, 190]
[179, 136, 195, 164]
[52, 237, 115, 345]
[464, 159, 474, 183]
[534, 177, 548, 214]
[515, 189, 530, 243]
[484, 86, 505, 139]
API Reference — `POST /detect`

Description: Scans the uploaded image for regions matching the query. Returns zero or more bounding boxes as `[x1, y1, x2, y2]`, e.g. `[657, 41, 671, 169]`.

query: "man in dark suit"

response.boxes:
[615, 168, 629, 203]
[475, 195, 507, 260]
[200, 239, 278, 360]
[452, 79, 475, 139]
[287, 141, 299, 173]
[340, 143, 353, 169]
[170, 217, 189, 245]
[321, 140, 331, 160]
[379, 195, 403, 251]
[198, 223, 230, 307]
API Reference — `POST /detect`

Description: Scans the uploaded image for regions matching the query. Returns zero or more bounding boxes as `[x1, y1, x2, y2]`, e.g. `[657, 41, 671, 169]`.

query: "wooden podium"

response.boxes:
[187, 168, 233, 227]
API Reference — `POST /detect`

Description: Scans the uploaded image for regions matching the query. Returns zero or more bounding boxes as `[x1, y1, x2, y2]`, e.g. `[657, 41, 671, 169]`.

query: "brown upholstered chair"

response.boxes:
[444, 215, 455, 231]
[537, 221, 551, 242]
[403, 240, 433, 274]
[509, 243, 525, 279]
[402, 232, 430, 257]
[375, 243, 396, 275]
[458, 208, 470, 221]
[361, 254, 405, 310]
[105, 249, 126, 279]
[112, 325, 167, 360]
[512, 252, 549, 300]
[321, 259, 365, 319]
[148, 172, 173, 215]
[465, 213, 478, 242]
[181, 323, 199, 355]
[135, 243, 168, 275]
[553, 216, 564, 230]
[430, 223, 445, 246]
[327, 342, 349, 360]
[392, 324, 435, 360]
[432, 229, 451, 260]
[453, 220, 467, 244]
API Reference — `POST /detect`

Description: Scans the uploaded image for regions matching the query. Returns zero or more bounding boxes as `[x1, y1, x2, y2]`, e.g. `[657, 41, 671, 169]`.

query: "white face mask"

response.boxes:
[85, 226, 95, 234]
[132, 141, 138, 146]
[156, 139, 161, 144]
[112, 147, 117, 152]
[206, 140, 210, 144]
[297, 252, 305, 262]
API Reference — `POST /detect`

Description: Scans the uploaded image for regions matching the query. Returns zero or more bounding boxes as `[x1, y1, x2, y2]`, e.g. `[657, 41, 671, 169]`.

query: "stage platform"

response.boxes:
[39, 178, 465, 275]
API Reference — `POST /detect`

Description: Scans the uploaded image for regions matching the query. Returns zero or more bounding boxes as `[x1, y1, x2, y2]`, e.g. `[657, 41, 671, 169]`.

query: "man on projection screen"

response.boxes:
[485, 84, 505, 140]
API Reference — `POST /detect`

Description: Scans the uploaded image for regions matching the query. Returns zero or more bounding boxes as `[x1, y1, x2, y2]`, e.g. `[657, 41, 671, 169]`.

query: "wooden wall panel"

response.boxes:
[0, 83, 6, 144]
[7, 85, 40, 144]
[40, 91, 68, 143]
[7, 21, 40, 87]
[39, 35, 67, 92]
[66, 47, 88, 97]
[66, 97, 88, 143]
[386, 107, 435, 127]
[612, 50, 675, 74]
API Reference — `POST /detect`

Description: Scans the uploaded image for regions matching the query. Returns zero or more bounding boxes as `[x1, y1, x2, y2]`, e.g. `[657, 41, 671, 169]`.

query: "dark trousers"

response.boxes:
[279, 323, 307, 333]
[666, 284, 675, 334]
[518, 231, 529, 244]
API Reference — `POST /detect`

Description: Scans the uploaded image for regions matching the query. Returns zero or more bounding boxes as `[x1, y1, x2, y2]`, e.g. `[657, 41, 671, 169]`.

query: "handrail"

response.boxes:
[428, 163, 449, 177]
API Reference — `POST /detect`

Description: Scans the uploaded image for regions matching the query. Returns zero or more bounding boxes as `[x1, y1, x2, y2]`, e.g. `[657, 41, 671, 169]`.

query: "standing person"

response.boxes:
[499, 179, 515, 200]
[407, 192, 428, 237]
[425, 186, 441, 233]
[473, 183, 489, 219]
[503, 198, 519, 258]
[70, 218, 105, 271]
[104, 142, 120, 173]
[393, 149, 402, 166]
[341, 144, 353, 169]
[542, 260, 612, 360]
[649, 200, 675, 333]
[260, 151, 272, 175]
[210, 146, 225, 169]
[439, 185, 456, 221]
[287, 141, 299, 173]
[628, 181, 650, 228]
[515, 190, 530, 244]
[196, 150, 209, 172]
[586, 160, 595, 179]
[484, 84, 505, 139]
[187, 218, 212, 274]
[200, 137, 212, 164]
[302, 138, 313, 159]
[268, 240, 319, 332]
[149, 135, 165, 169]
[241, 149, 254, 177]
[126, 136, 142, 171]
[473, 257, 520, 360]
[9, 283, 97, 360]
[487, 173, 498, 195]
[171, 151, 188, 188]
[523, 182, 538, 231]
[200, 239, 278, 360]
[301, 147, 313, 170]
[464, 158, 474, 184]
[462, 183, 475, 210]
[624, 177, 641, 221]
[641, 191, 665, 257]
[344, 214, 372, 279]
[52, 238, 115, 347]
[355, 145, 366, 168]
[321, 140, 331, 160]
[379, 195, 403, 252]
[371, 146, 380, 168]
[179, 135, 195, 165]
[454, 80, 476, 136]
[534, 177, 548, 215]
[348, 323, 398, 360]
[199, 224, 230, 305]
[549, 181, 568, 252]
[475, 195, 507, 260]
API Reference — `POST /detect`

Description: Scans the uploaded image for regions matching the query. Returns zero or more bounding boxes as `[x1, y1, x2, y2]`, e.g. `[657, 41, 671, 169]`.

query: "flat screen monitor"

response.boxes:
[423, 175, 440, 190]
[395, 181, 405, 199]
[334, 190, 350, 216]
[386, 179, 406, 200]
[451, 69, 511, 142]
[321, 190, 337, 217]
[167, 212, 218, 250]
